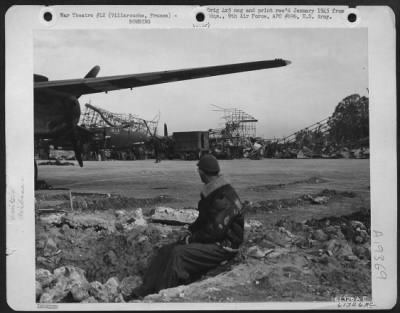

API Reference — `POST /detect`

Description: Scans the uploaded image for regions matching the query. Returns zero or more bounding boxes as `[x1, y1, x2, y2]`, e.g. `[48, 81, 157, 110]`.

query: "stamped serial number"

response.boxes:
[372, 230, 387, 280]
[334, 296, 374, 308]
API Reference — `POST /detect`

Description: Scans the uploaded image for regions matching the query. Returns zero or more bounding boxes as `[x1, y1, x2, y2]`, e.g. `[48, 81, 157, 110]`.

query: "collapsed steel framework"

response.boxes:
[276, 117, 330, 144]
[210, 104, 258, 146]
[79, 102, 159, 135]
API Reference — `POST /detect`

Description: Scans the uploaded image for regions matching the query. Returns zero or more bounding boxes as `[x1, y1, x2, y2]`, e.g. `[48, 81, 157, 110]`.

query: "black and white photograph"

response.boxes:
[5, 5, 397, 310]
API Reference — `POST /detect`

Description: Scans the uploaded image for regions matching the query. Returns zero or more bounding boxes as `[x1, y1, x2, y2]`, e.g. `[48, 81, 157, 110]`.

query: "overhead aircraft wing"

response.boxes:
[34, 59, 290, 97]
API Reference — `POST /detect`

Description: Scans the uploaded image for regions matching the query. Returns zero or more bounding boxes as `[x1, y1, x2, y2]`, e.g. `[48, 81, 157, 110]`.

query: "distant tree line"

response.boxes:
[327, 94, 369, 145]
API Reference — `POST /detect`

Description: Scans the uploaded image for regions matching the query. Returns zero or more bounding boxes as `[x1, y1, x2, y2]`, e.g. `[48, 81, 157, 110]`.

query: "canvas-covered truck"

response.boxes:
[172, 131, 210, 160]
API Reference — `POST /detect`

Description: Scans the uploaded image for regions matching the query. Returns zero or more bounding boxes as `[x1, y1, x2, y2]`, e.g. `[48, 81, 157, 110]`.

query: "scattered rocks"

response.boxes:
[137, 235, 149, 244]
[36, 268, 53, 288]
[276, 219, 310, 233]
[104, 277, 120, 301]
[43, 237, 61, 257]
[352, 245, 371, 260]
[39, 275, 70, 303]
[60, 213, 114, 232]
[266, 249, 291, 259]
[303, 194, 313, 201]
[312, 229, 329, 241]
[323, 225, 345, 239]
[71, 284, 90, 302]
[278, 227, 296, 239]
[301, 190, 356, 207]
[246, 246, 274, 258]
[38, 266, 91, 303]
[119, 276, 142, 299]
[151, 207, 198, 225]
[340, 220, 369, 243]
[114, 208, 147, 231]
[350, 220, 367, 230]
[244, 219, 263, 229]
[89, 281, 110, 302]
[61, 224, 71, 234]
[103, 250, 118, 266]
[39, 213, 66, 225]
[115, 210, 126, 219]
[311, 196, 329, 205]
[324, 239, 355, 259]
[39, 288, 66, 303]
[352, 222, 369, 244]
[35, 188, 371, 303]
[263, 229, 293, 248]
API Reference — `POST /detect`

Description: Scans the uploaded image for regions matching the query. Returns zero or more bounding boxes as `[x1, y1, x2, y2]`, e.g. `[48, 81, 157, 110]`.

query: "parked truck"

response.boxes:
[172, 131, 210, 160]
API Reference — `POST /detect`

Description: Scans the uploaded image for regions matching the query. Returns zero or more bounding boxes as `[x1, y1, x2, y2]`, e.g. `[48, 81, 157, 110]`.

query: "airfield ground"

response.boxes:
[35, 159, 371, 303]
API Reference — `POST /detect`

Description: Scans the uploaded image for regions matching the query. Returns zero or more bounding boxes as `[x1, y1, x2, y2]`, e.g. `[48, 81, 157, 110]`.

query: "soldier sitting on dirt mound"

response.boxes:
[126, 154, 244, 300]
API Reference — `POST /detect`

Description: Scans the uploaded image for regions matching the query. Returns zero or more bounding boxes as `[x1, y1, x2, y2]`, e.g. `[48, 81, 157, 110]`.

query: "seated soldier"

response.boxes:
[127, 154, 244, 300]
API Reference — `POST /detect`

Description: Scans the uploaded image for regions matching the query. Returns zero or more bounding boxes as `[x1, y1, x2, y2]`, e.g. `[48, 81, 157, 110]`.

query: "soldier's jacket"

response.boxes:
[188, 176, 244, 250]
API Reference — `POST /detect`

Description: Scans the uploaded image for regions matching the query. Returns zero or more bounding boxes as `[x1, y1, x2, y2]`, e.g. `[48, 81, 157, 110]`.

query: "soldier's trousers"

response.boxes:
[133, 242, 236, 297]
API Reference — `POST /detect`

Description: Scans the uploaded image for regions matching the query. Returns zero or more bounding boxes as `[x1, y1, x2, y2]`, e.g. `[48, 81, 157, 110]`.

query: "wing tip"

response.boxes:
[274, 58, 291, 66]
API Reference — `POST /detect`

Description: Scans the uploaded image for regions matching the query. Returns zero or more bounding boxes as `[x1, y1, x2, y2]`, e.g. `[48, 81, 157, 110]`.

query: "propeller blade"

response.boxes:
[164, 123, 168, 137]
[66, 102, 84, 167]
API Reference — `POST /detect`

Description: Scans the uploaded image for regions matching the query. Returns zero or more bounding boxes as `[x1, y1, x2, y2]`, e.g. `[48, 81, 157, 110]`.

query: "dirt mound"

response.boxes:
[243, 198, 301, 214]
[315, 189, 356, 198]
[304, 208, 370, 239]
[249, 176, 329, 192]
[37, 222, 181, 283]
[36, 205, 183, 283]
[36, 191, 371, 303]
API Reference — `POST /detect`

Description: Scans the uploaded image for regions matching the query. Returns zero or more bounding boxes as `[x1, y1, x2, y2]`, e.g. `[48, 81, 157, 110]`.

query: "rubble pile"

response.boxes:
[151, 207, 198, 225]
[36, 266, 142, 303]
[142, 207, 371, 302]
[36, 190, 371, 303]
[277, 210, 371, 264]
[35, 204, 197, 303]
[36, 205, 184, 283]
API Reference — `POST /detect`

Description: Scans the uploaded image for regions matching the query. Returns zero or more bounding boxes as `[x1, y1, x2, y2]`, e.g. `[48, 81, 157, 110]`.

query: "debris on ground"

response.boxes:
[311, 196, 330, 205]
[35, 188, 371, 303]
[244, 219, 263, 229]
[151, 206, 198, 225]
[119, 276, 142, 299]
[249, 176, 329, 192]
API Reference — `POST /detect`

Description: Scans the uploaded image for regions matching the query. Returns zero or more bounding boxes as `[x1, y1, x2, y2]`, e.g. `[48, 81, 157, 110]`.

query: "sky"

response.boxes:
[34, 28, 368, 139]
